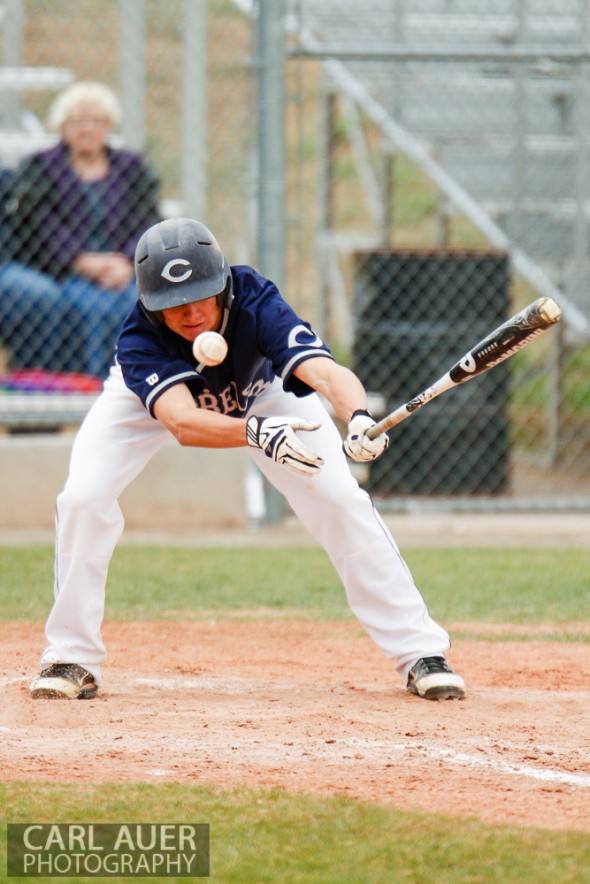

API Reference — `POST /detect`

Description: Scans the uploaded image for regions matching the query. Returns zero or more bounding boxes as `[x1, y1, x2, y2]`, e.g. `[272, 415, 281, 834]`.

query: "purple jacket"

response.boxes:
[10, 141, 161, 279]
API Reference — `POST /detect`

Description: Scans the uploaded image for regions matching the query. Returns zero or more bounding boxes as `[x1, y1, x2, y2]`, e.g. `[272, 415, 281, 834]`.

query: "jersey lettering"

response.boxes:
[243, 378, 271, 399]
[146, 373, 159, 386]
[194, 379, 271, 416]
[195, 390, 220, 411]
[287, 324, 323, 350]
[218, 383, 239, 414]
[161, 259, 192, 283]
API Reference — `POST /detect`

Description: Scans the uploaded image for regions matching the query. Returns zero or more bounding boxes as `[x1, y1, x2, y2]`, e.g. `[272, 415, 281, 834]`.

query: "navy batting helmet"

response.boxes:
[135, 218, 233, 319]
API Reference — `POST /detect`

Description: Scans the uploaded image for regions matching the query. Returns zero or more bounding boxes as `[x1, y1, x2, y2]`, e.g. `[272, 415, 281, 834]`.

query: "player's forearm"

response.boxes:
[323, 367, 369, 423]
[157, 403, 247, 449]
[294, 358, 368, 423]
[153, 383, 248, 448]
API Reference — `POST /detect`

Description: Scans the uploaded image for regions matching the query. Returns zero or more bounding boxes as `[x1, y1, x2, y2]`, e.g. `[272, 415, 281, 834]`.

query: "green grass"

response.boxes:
[1, 545, 589, 634]
[2, 783, 589, 883]
[3, 545, 590, 880]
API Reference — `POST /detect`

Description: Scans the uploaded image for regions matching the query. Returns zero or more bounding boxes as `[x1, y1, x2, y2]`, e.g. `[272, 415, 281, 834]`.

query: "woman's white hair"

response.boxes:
[47, 81, 122, 132]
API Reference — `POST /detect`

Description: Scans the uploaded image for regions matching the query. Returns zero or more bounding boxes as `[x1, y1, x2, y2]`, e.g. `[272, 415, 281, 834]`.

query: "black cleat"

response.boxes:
[407, 656, 465, 701]
[30, 663, 98, 699]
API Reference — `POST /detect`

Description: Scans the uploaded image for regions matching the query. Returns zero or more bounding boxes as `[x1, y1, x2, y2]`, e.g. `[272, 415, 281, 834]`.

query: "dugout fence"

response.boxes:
[0, 0, 588, 513]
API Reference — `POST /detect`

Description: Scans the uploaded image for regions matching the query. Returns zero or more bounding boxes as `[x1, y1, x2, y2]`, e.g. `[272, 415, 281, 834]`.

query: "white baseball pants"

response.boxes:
[41, 367, 450, 686]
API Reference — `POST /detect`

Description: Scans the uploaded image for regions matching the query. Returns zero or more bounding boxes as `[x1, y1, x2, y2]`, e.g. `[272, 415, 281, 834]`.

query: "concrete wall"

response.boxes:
[0, 434, 250, 531]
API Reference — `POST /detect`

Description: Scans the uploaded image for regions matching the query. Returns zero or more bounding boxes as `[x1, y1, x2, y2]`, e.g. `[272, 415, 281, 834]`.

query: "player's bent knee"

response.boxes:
[308, 472, 370, 510]
[57, 481, 117, 515]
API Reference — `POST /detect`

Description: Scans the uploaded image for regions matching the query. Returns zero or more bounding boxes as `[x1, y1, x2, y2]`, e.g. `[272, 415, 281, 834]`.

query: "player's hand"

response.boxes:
[343, 409, 389, 462]
[246, 415, 324, 476]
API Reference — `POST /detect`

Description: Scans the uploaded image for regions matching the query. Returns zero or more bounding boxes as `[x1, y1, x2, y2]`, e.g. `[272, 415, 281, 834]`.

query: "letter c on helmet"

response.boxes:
[161, 258, 192, 283]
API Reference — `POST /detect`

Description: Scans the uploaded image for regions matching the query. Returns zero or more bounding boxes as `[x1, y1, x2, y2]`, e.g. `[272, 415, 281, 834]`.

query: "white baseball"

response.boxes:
[192, 331, 228, 366]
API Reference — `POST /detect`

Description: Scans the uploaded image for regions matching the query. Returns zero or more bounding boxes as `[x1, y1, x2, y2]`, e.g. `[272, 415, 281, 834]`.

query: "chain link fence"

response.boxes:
[0, 0, 588, 509]
[0, 0, 255, 408]
[291, 0, 590, 508]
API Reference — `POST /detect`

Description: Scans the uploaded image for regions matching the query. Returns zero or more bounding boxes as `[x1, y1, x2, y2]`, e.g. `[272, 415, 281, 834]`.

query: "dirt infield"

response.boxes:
[3, 619, 590, 833]
[3, 514, 589, 833]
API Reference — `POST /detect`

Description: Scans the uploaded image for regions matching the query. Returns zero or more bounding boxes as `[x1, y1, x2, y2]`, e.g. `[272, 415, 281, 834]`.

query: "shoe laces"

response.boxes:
[40, 663, 86, 679]
[418, 656, 451, 674]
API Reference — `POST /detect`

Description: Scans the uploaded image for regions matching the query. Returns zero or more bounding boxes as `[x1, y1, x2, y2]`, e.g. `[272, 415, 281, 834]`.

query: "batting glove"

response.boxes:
[246, 415, 325, 476]
[343, 409, 389, 463]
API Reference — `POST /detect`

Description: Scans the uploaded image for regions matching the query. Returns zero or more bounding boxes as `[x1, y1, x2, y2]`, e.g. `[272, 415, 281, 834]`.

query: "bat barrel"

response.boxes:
[364, 297, 561, 441]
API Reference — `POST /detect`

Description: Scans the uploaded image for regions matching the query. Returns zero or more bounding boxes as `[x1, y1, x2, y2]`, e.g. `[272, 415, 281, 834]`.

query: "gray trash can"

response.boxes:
[353, 249, 510, 495]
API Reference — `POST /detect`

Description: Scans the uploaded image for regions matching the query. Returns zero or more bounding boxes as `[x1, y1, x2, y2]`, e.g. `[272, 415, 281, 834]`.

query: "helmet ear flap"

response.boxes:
[139, 302, 164, 327]
[217, 270, 234, 310]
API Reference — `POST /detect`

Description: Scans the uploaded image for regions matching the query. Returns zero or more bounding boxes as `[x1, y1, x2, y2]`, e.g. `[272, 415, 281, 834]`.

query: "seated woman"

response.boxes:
[0, 81, 161, 377]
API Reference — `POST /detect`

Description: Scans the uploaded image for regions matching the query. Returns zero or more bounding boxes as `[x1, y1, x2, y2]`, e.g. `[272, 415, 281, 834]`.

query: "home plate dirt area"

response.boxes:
[2, 620, 590, 834]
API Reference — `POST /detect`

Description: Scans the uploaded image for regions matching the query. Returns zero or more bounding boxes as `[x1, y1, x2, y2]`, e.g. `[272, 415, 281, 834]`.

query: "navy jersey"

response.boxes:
[116, 265, 334, 417]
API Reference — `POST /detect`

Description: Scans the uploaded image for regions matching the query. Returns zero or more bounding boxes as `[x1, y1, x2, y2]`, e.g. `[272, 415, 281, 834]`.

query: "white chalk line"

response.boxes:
[401, 743, 590, 788]
[133, 676, 253, 693]
[140, 738, 590, 788]
[272, 736, 590, 789]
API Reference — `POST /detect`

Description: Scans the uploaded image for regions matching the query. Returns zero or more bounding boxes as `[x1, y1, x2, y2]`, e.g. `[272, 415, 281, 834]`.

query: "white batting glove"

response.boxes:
[343, 409, 389, 463]
[246, 415, 325, 477]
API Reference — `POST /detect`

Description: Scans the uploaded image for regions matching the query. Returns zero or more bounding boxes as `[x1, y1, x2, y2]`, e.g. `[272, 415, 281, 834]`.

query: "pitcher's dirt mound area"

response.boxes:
[2, 621, 589, 833]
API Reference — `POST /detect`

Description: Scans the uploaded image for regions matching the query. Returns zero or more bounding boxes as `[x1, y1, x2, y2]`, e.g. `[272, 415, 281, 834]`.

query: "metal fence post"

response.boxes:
[182, 0, 207, 220]
[256, 0, 286, 289]
[120, 0, 145, 151]
[256, 0, 286, 523]
[1, 0, 24, 127]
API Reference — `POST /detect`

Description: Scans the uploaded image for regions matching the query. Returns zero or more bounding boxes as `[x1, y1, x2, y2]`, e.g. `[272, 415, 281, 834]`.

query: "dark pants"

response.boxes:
[0, 262, 137, 378]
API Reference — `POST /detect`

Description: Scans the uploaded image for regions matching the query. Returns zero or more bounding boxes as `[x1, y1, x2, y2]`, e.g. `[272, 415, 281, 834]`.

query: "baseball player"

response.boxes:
[29, 218, 465, 702]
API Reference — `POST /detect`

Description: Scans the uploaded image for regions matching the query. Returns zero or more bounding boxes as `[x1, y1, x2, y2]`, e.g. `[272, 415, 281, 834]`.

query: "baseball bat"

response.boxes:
[366, 296, 562, 440]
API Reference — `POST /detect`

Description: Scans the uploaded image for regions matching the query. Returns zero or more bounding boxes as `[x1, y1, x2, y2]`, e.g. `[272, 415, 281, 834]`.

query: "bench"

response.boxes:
[0, 391, 99, 431]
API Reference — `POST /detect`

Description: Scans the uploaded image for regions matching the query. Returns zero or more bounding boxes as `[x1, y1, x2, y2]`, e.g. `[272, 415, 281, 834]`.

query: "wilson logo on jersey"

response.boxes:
[146, 373, 159, 386]
[161, 259, 192, 283]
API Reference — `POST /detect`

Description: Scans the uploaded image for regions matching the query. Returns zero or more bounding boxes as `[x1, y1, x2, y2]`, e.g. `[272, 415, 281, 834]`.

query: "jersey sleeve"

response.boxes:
[239, 267, 334, 397]
[116, 306, 204, 415]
